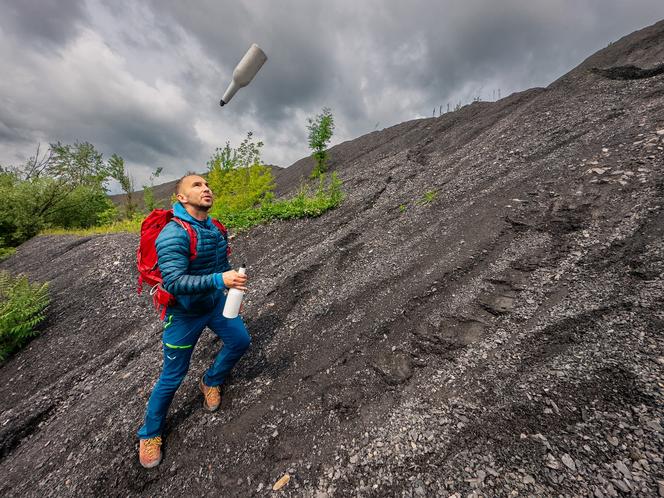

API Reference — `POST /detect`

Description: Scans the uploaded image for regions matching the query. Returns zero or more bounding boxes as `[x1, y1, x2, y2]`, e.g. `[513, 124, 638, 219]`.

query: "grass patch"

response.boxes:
[0, 271, 50, 362]
[418, 190, 438, 205]
[0, 247, 16, 262]
[42, 216, 143, 236]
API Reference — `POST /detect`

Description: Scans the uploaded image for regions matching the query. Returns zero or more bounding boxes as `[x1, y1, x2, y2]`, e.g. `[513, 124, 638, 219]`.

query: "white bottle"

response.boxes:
[223, 265, 247, 318]
[220, 44, 268, 106]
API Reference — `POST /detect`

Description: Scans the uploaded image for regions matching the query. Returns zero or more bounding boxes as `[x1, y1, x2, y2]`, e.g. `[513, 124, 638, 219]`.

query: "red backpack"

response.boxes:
[137, 209, 230, 319]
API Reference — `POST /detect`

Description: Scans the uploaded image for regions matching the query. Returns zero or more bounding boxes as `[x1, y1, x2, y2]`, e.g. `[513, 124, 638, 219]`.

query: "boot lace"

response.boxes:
[144, 436, 162, 458]
[204, 384, 220, 404]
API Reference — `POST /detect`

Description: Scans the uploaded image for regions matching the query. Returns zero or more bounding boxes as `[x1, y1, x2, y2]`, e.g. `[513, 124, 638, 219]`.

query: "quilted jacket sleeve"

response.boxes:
[156, 222, 218, 295]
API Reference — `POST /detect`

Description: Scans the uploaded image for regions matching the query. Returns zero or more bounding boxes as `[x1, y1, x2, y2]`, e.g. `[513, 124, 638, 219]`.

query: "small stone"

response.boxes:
[657, 480, 664, 497]
[272, 473, 290, 491]
[646, 419, 662, 432]
[546, 454, 561, 470]
[656, 129, 664, 135]
[522, 474, 535, 485]
[349, 455, 358, 464]
[607, 436, 619, 447]
[614, 461, 632, 480]
[486, 467, 499, 477]
[561, 453, 576, 471]
[611, 479, 630, 494]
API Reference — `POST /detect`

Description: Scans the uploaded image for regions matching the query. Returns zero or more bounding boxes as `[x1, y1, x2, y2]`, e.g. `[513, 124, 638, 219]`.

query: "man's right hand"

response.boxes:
[222, 270, 248, 291]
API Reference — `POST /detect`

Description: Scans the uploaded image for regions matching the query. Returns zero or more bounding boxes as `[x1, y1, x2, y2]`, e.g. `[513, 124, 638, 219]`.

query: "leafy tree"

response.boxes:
[208, 132, 275, 214]
[207, 132, 264, 172]
[48, 141, 107, 187]
[143, 167, 163, 212]
[207, 142, 236, 172]
[236, 131, 264, 169]
[0, 142, 114, 247]
[307, 107, 335, 178]
[107, 153, 136, 219]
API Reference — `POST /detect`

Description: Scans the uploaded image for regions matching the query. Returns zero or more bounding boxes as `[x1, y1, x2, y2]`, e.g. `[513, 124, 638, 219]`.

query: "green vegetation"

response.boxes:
[41, 131, 345, 236]
[418, 190, 438, 205]
[399, 203, 407, 213]
[42, 216, 143, 236]
[2, 122, 346, 245]
[216, 172, 343, 231]
[0, 142, 117, 250]
[142, 167, 163, 212]
[108, 153, 136, 219]
[208, 132, 275, 212]
[0, 271, 50, 362]
[208, 131, 343, 231]
[308, 107, 335, 178]
[0, 247, 16, 262]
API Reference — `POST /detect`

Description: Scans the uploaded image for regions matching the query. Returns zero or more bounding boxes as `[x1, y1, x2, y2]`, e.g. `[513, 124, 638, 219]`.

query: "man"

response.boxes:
[137, 174, 250, 468]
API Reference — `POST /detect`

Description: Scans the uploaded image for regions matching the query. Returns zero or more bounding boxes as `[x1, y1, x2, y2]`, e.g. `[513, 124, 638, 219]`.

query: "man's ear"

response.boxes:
[176, 192, 187, 204]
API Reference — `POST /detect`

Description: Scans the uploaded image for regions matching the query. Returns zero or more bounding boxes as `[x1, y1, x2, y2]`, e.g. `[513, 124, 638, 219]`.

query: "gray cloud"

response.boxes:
[0, 0, 89, 48]
[1, 0, 663, 191]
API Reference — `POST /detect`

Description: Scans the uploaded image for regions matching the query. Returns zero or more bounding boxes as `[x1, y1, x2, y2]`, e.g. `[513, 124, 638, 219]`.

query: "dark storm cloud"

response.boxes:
[0, 0, 89, 48]
[1, 0, 664, 189]
[152, 0, 664, 132]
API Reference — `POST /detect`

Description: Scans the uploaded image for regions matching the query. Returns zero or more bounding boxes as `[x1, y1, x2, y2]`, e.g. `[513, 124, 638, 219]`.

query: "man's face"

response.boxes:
[177, 175, 213, 211]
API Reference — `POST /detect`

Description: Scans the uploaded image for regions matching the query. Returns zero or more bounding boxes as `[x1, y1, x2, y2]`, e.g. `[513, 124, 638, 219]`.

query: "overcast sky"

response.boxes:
[1, 1, 663, 191]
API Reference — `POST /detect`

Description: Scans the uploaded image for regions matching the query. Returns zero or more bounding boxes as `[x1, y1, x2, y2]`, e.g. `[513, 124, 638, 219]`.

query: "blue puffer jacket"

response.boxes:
[156, 202, 231, 315]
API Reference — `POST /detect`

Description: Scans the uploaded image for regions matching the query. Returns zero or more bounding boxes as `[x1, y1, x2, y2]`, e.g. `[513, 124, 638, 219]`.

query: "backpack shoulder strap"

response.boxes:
[210, 218, 228, 238]
[172, 217, 198, 260]
[211, 218, 232, 256]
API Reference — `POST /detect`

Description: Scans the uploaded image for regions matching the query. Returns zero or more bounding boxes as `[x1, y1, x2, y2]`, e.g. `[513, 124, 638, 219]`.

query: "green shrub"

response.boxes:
[209, 164, 276, 212]
[308, 108, 335, 178]
[212, 172, 344, 231]
[207, 132, 275, 213]
[0, 141, 119, 248]
[0, 271, 50, 361]
[0, 247, 16, 262]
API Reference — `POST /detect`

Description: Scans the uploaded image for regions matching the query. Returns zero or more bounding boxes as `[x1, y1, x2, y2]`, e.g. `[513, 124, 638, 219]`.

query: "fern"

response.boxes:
[0, 271, 49, 361]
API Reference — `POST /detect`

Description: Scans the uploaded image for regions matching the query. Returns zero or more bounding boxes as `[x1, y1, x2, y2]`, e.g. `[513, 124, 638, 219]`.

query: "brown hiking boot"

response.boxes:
[199, 376, 221, 412]
[139, 436, 162, 468]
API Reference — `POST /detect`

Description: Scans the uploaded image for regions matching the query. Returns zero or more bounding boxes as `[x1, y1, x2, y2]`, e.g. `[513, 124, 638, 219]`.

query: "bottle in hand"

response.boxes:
[223, 264, 247, 318]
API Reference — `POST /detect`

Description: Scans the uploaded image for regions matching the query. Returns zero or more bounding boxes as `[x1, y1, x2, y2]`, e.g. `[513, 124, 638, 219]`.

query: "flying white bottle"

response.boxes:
[223, 264, 247, 318]
[219, 44, 268, 107]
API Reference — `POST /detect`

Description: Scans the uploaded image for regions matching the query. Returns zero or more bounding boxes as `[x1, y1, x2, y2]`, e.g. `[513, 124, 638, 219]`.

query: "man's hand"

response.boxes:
[222, 270, 248, 291]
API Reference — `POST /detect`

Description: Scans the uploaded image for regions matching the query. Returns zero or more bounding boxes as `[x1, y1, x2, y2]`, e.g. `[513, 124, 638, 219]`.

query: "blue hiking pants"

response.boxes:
[137, 300, 251, 439]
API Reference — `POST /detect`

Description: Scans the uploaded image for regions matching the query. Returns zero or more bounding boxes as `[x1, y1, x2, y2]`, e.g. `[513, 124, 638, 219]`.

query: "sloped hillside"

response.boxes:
[1, 20, 663, 497]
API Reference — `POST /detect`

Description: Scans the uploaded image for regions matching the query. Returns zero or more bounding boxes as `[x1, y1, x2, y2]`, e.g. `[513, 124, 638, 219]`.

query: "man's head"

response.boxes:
[175, 174, 213, 212]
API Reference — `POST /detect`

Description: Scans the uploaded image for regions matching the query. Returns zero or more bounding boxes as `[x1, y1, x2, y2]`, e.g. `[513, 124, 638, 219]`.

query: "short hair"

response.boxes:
[174, 171, 198, 195]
